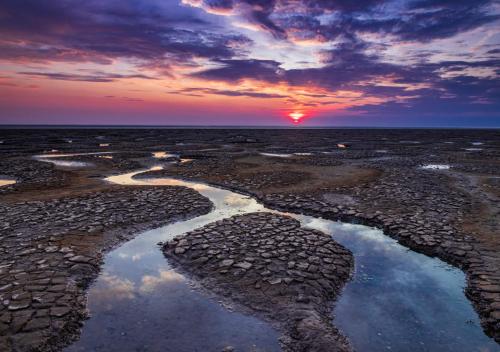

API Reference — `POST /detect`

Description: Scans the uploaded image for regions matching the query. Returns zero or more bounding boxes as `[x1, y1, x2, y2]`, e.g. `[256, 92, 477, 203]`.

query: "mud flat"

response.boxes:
[133, 132, 499, 342]
[0, 128, 498, 351]
[133, 168, 498, 351]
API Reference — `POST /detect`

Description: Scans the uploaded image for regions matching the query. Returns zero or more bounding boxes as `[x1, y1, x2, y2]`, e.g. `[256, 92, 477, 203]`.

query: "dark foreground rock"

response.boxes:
[0, 186, 212, 351]
[163, 212, 354, 352]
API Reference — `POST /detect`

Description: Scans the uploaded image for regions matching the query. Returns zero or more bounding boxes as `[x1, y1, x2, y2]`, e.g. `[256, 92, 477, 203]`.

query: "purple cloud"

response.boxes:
[0, 0, 251, 70]
[18, 71, 156, 82]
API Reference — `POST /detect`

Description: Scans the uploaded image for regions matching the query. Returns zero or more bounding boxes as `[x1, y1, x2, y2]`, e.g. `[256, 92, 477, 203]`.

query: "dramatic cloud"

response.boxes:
[189, 0, 498, 43]
[0, 0, 499, 125]
[0, 0, 251, 70]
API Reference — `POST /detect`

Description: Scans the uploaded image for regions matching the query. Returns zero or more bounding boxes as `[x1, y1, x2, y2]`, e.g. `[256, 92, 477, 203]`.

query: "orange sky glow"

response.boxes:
[0, 0, 498, 126]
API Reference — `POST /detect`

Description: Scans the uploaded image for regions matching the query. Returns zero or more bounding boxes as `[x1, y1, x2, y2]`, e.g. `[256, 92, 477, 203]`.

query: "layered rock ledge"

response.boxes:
[163, 212, 354, 352]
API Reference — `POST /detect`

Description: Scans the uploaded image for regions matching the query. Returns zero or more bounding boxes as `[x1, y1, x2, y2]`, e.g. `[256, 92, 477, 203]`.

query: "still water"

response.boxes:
[0, 176, 16, 187]
[59, 166, 497, 352]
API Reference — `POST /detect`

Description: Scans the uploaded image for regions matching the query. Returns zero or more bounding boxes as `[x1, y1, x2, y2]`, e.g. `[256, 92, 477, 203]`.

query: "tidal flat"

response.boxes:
[0, 128, 499, 352]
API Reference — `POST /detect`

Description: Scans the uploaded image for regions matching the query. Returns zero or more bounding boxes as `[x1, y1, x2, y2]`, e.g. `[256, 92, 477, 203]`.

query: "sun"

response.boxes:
[289, 111, 305, 124]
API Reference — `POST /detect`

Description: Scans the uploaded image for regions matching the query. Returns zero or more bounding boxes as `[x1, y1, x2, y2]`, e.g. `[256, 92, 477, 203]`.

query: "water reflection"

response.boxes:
[259, 152, 293, 158]
[91, 273, 136, 309]
[34, 152, 114, 168]
[66, 167, 280, 352]
[296, 219, 498, 352]
[0, 177, 16, 187]
[152, 151, 177, 159]
[65, 164, 497, 352]
[421, 164, 451, 170]
[140, 269, 184, 293]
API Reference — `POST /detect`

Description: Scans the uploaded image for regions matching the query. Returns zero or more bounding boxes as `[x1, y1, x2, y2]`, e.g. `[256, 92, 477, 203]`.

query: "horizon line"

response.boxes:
[1, 124, 499, 130]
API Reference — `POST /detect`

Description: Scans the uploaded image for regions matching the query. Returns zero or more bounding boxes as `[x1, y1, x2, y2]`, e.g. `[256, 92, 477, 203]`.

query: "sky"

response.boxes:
[0, 0, 499, 127]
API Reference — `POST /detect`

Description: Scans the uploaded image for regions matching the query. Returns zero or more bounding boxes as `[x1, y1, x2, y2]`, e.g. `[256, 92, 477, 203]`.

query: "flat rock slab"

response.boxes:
[164, 212, 354, 352]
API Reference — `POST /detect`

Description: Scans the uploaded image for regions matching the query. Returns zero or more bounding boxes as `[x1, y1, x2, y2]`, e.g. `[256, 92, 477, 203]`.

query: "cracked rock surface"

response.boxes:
[0, 186, 212, 351]
[164, 212, 354, 352]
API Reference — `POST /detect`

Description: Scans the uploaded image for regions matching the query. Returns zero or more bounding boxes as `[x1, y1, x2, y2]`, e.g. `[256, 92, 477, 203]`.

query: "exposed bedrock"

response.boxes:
[163, 212, 354, 352]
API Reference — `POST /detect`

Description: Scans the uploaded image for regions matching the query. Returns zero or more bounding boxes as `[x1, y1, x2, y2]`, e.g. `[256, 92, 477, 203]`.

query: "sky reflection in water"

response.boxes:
[66, 168, 280, 352]
[298, 218, 499, 352]
[65, 167, 498, 352]
[0, 177, 16, 187]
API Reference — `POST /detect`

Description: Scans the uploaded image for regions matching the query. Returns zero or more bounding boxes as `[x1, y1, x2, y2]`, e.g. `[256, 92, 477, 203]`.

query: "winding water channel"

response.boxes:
[36, 156, 498, 351]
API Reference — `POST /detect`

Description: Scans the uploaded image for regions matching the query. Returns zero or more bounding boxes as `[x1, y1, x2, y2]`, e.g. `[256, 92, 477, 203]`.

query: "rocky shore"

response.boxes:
[0, 186, 212, 351]
[138, 153, 500, 342]
[163, 212, 353, 352]
[0, 128, 498, 350]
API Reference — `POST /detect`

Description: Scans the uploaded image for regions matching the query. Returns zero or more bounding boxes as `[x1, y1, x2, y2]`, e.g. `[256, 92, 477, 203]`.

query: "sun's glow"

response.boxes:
[289, 111, 305, 123]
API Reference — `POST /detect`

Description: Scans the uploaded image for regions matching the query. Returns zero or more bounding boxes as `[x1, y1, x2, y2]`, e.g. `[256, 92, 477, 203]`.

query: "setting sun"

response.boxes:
[289, 111, 305, 123]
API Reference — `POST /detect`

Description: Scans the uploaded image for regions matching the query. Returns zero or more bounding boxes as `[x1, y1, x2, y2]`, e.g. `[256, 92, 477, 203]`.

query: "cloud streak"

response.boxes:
[18, 71, 156, 82]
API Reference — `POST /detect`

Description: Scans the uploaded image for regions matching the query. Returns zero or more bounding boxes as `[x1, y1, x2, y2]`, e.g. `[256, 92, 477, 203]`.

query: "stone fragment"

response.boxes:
[50, 307, 70, 317]
[234, 262, 252, 270]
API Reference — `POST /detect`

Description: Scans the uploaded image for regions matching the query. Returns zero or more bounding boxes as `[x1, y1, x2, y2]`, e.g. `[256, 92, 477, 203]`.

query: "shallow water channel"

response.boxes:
[53, 165, 498, 351]
[0, 176, 16, 187]
[33, 152, 114, 168]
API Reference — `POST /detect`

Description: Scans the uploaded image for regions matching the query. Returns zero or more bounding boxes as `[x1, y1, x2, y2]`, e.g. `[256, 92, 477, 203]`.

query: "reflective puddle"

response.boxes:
[298, 218, 499, 352]
[62, 164, 497, 352]
[421, 164, 451, 170]
[0, 177, 16, 187]
[259, 152, 293, 158]
[34, 152, 114, 168]
[152, 151, 178, 159]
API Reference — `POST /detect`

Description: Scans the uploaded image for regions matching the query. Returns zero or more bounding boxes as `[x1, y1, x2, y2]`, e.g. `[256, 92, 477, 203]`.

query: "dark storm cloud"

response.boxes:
[0, 0, 251, 69]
